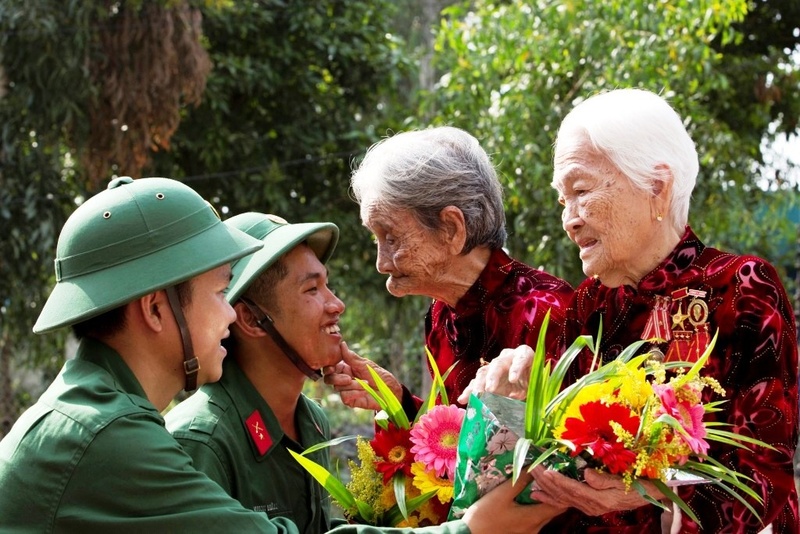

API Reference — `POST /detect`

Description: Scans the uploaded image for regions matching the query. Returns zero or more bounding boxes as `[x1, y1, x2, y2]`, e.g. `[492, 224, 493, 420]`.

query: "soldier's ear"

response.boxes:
[233, 301, 267, 338]
[136, 290, 170, 333]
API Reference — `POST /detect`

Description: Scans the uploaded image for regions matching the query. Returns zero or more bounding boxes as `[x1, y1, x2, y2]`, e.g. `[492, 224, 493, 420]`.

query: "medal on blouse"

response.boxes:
[642, 295, 672, 343]
[663, 288, 710, 364]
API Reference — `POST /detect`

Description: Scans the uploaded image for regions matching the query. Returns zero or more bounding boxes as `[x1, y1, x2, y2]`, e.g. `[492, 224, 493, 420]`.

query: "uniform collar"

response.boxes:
[75, 337, 153, 410]
[218, 358, 325, 460]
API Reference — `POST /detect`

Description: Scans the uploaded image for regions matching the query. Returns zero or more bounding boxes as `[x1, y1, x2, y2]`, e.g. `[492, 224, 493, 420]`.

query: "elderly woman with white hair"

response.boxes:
[465, 88, 799, 533]
[324, 126, 573, 420]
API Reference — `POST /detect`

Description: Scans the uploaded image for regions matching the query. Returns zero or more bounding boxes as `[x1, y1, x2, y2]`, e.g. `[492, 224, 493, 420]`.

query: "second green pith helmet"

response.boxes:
[223, 212, 339, 304]
[34, 177, 264, 333]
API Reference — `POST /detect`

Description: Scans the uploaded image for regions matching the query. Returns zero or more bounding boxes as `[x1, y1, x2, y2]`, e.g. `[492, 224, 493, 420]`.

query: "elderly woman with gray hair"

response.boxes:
[465, 89, 799, 533]
[324, 126, 573, 422]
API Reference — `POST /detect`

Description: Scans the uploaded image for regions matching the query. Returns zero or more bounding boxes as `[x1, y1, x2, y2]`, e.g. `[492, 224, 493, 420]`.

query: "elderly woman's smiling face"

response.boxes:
[361, 203, 453, 299]
[553, 136, 668, 288]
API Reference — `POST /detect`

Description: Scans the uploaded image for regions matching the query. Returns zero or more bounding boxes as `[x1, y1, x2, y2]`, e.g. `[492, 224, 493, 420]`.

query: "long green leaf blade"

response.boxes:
[300, 435, 358, 455]
[647, 479, 702, 527]
[288, 449, 359, 511]
[384, 490, 438, 526]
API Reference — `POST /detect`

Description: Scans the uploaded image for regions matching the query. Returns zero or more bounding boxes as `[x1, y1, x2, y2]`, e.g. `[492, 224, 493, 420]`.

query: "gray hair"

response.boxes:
[553, 89, 698, 231]
[350, 126, 506, 252]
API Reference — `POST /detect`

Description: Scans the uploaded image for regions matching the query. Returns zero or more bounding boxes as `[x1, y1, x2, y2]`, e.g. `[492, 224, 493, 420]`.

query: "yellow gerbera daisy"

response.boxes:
[411, 461, 454, 503]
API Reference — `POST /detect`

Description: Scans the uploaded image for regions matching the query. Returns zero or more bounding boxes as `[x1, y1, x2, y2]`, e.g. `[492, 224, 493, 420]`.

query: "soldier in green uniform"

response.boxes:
[166, 212, 347, 532]
[0, 177, 561, 534]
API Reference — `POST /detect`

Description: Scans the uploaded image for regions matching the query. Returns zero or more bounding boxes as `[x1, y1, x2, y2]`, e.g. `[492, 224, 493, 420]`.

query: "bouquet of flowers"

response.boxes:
[290, 350, 464, 527]
[450, 312, 770, 527]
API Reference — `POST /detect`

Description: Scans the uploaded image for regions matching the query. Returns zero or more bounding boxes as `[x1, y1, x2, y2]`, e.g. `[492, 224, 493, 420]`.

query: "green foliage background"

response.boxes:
[424, 0, 798, 285]
[0, 0, 798, 429]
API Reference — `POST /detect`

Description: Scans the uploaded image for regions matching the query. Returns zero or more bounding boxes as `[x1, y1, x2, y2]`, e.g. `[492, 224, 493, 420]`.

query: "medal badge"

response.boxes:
[642, 288, 710, 364]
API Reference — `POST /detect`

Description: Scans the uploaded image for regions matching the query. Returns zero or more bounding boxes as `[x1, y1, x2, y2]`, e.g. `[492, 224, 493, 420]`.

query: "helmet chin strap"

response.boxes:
[239, 297, 322, 381]
[165, 286, 200, 392]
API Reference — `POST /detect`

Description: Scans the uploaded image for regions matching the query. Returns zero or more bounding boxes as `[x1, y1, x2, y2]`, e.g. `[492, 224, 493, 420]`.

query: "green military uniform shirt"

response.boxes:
[0, 337, 297, 533]
[166, 358, 336, 533]
[0, 338, 470, 534]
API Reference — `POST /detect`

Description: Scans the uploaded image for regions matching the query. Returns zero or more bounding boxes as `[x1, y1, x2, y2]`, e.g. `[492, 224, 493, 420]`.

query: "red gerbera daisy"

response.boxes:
[560, 400, 640, 475]
[370, 424, 414, 484]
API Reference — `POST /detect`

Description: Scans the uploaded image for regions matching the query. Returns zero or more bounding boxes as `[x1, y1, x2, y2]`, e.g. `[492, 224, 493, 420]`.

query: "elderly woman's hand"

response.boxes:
[457, 344, 535, 404]
[529, 465, 665, 516]
[322, 342, 402, 410]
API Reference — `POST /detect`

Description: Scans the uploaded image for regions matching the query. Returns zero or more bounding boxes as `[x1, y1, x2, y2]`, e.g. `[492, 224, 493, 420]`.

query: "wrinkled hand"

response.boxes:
[458, 344, 535, 404]
[462, 471, 566, 534]
[529, 465, 665, 516]
[322, 342, 402, 410]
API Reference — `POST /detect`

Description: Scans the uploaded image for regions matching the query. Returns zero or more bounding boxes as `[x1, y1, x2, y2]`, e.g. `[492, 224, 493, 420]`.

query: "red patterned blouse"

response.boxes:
[423, 247, 574, 407]
[546, 227, 799, 533]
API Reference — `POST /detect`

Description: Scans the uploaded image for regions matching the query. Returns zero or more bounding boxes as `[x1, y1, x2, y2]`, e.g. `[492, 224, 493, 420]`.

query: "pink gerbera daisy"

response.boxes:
[409, 404, 466, 479]
[654, 384, 709, 456]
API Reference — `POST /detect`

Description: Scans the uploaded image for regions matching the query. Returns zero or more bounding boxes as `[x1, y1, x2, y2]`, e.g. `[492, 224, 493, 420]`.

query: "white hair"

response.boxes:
[553, 88, 699, 231]
[350, 126, 507, 251]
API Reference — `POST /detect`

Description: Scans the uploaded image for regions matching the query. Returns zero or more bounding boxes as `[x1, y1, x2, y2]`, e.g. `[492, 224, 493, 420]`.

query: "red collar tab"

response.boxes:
[245, 409, 273, 455]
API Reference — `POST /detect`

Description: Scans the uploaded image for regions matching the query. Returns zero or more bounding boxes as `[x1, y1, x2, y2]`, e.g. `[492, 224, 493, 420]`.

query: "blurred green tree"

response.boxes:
[0, 0, 419, 431]
[0, 0, 213, 431]
[423, 0, 799, 287]
[148, 0, 429, 394]
[1, 0, 798, 433]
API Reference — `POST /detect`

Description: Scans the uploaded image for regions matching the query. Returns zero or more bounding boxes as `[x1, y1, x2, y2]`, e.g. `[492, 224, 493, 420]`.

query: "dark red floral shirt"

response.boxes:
[424, 248, 573, 406]
[546, 227, 799, 533]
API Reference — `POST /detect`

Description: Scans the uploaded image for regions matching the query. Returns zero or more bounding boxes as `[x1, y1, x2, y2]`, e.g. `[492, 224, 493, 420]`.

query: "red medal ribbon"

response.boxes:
[671, 288, 689, 300]
[642, 295, 672, 342]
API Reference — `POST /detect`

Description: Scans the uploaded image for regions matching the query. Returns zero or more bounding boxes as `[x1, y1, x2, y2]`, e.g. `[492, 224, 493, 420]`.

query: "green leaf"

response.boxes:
[613, 339, 649, 364]
[681, 460, 764, 520]
[288, 449, 360, 512]
[673, 330, 718, 387]
[588, 317, 603, 372]
[647, 479, 702, 526]
[512, 437, 532, 484]
[528, 443, 568, 469]
[354, 500, 376, 525]
[525, 310, 551, 440]
[547, 334, 589, 401]
[299, 434, 358, 455]
[392, 472, 409, 520]
[702, 400, 728, 413]
[356, 368, 410, 430]
[384, 490, 438, 527]
[420, 346, 450, 418]
[705, 428, 776, 451]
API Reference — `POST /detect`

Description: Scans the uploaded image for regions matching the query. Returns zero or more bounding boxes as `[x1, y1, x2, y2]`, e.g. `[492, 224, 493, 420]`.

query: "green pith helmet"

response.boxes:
[224, 212, 339, 304]
[33, 177, 264, 333]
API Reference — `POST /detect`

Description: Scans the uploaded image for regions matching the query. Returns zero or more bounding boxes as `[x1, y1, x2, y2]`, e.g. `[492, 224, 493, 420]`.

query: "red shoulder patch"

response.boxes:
[245, 409, 272, 455]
